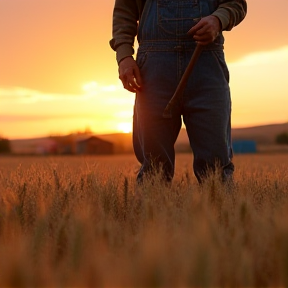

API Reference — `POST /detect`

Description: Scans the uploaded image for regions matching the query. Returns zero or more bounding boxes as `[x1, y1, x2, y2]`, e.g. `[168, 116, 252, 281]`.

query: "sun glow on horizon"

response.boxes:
[117, 122, 132, 134]
[82, 81, 98, 95]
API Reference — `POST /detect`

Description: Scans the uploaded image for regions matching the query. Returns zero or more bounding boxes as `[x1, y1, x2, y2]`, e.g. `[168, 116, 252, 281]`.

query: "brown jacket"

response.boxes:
[110, 0, 247, 63]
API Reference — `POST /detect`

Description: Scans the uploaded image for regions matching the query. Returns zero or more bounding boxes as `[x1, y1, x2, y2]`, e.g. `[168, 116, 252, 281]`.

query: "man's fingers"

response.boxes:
[187, 16, 221, 45]
[187, 20, 204, 35]
[119, 56, 142, 93]
[122, 76, 140, 92]
[126, 82, 137, 92]
[123, 71, 141, 92]
[119, 70, 138, 92]
[127, 77, 141, 92]
[133, 67, 142, 88]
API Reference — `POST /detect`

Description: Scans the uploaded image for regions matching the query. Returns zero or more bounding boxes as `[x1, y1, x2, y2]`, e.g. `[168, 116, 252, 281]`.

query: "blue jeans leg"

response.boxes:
[182, 49, 234, 182]
[134, 50, 182, 182]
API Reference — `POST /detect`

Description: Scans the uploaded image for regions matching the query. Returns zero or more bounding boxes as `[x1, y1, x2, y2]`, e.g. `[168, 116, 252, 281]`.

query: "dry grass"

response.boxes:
[0, 153, 288, 287]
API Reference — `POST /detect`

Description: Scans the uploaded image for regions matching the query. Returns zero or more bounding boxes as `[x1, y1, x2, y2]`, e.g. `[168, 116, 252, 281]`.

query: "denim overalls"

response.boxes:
[134, 0, 234, 183]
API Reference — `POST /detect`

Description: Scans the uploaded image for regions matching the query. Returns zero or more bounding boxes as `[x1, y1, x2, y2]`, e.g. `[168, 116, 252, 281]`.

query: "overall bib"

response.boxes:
[134, 0, 234, 183]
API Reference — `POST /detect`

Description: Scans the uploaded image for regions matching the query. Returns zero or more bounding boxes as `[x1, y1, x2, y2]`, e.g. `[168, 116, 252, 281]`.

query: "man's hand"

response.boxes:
[187, 16, 222, 45]
[119, 56, 142, 93]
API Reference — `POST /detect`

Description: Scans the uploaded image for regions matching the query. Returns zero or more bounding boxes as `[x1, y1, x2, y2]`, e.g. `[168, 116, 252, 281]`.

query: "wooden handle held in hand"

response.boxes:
[162, 43, 204, 118]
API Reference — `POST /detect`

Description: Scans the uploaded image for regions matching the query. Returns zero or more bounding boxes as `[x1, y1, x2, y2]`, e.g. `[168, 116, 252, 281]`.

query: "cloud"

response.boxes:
[228, 46, 288, 127]
[0, 81, 132, 105]
[0, 113, 100, 122]
[0, 81, 135, 131]
[0, 87, 82, 103]
[228, 46, 288, 96]
[0, 115, 56, 122]
[228, 46, 288, 67]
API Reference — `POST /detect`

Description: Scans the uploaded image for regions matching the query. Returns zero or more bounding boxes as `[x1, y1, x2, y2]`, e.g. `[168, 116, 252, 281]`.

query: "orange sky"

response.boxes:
[0, 0, 288, 139]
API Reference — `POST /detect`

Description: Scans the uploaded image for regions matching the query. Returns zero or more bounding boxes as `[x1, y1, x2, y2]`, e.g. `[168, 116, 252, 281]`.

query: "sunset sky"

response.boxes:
[1, 0, 288, 139]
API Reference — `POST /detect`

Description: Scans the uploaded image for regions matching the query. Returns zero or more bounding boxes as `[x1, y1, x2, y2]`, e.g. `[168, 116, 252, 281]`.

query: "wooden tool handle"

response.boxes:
[163, 44, 203, 118]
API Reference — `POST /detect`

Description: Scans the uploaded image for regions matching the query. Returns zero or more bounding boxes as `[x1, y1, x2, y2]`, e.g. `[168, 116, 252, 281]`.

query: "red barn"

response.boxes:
[76, 136, 114, 155]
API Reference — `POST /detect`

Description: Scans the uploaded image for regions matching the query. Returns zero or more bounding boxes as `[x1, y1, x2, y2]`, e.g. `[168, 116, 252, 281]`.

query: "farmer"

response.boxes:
[110, 0, 247, 183]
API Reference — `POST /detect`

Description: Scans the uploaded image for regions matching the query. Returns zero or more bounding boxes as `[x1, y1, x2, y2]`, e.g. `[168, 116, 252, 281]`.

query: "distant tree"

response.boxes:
[275, 132, 288, 145]
[0, 138, 11, 153]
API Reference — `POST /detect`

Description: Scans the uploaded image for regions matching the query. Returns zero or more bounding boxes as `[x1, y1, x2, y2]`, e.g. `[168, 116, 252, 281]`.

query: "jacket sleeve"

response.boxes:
[109, 0, 139, 64]
[212, 0, 247, 31]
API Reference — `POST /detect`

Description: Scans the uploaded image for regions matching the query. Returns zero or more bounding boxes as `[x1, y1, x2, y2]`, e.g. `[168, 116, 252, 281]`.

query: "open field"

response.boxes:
[1, 153, 288, 287]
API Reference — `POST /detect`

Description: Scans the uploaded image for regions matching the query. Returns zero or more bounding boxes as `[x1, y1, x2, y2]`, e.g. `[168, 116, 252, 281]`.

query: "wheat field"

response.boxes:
[0, 153, 288, 287]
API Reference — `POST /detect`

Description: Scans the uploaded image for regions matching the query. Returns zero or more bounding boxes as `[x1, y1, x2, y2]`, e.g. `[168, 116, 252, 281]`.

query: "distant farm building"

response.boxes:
[76, 136, 114, 155]
[10, 138, 58, 155]
[10, 135, 114, 155]
[232, 140, 257, 154]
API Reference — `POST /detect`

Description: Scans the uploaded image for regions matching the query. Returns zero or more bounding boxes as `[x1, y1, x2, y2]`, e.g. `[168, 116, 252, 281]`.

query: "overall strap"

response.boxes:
[199, 0, 218, 17]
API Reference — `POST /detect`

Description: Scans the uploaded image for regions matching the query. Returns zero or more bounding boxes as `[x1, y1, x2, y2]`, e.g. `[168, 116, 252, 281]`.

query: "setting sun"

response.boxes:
[117, 122, 132, 133]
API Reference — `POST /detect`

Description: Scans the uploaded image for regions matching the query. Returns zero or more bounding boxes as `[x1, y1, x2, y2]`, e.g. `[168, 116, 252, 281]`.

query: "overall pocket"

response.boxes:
[157, 0, 200, 36]
[136, 50, 148, 70]
[211, 50, 230, 83]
